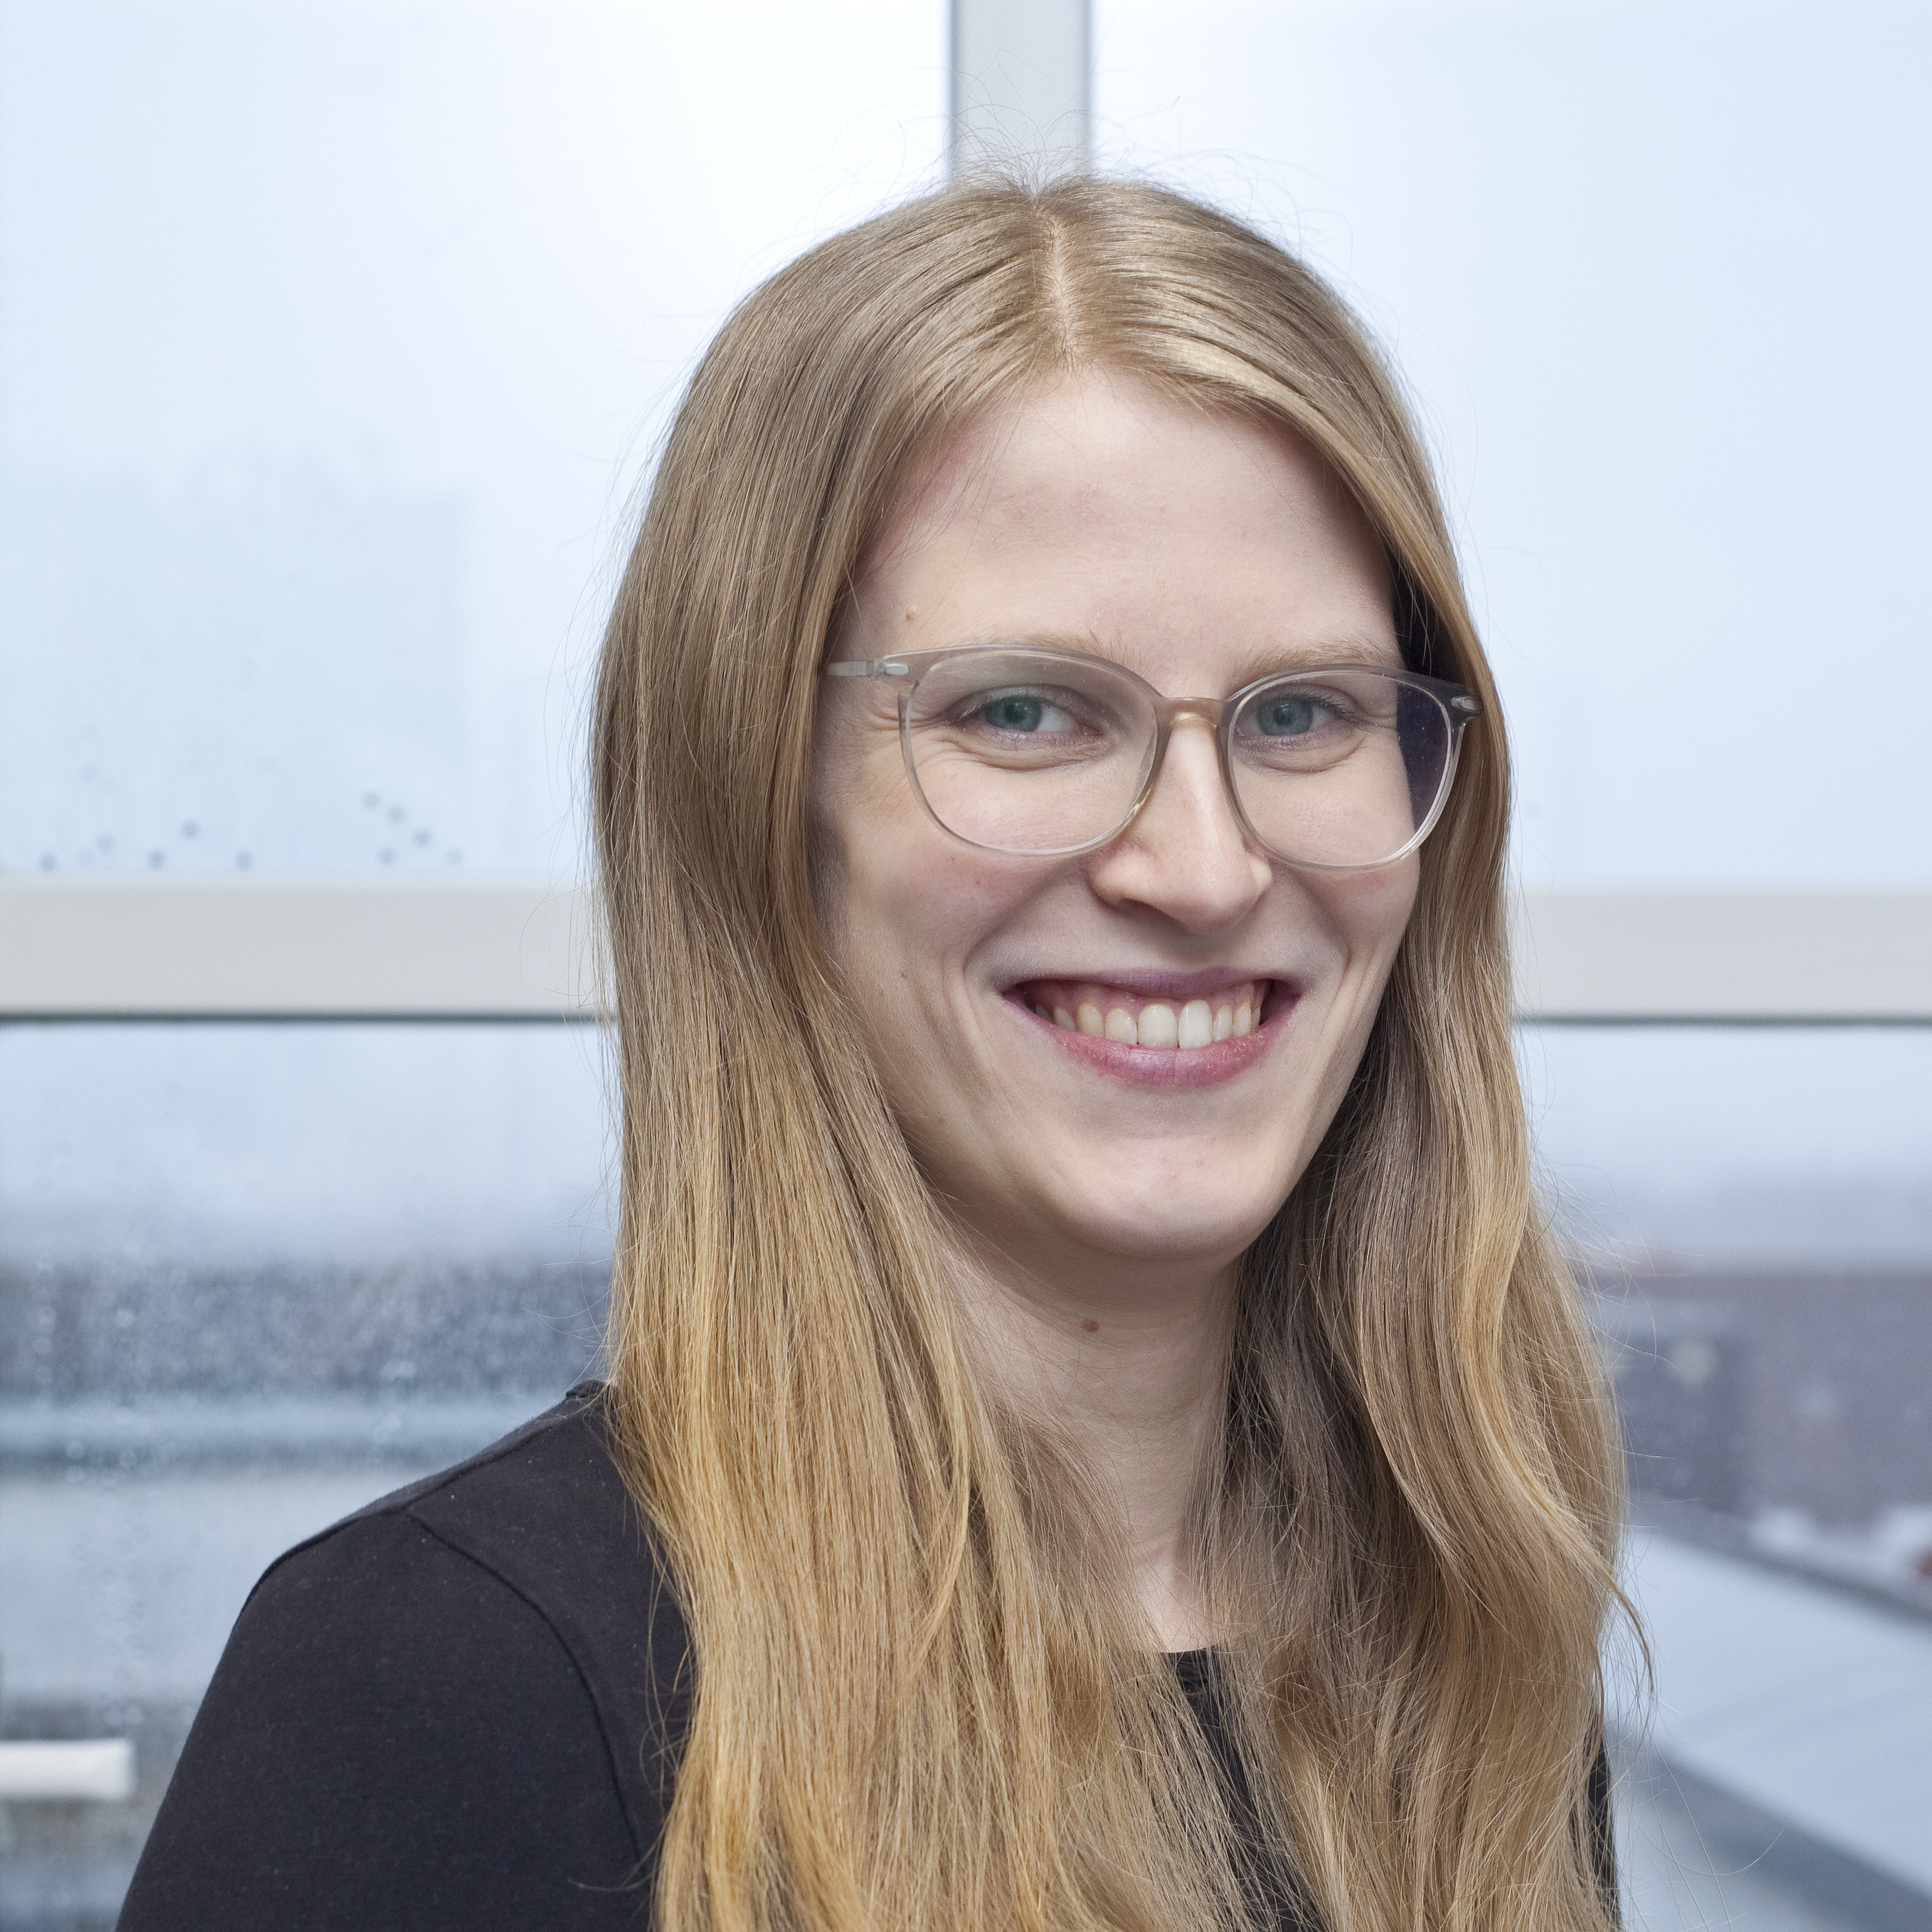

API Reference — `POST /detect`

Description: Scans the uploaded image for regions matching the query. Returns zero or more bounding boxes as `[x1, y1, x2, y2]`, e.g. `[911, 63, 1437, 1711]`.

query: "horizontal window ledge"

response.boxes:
[1510, 890, 1932, 1023]
[0, 1739, 135, 1803]
[2, 877, 1928, 1023]
[0, 876, 594, 1020]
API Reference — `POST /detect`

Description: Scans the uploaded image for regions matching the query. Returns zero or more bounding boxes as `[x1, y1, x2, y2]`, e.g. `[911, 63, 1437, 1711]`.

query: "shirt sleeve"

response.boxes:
[116, 1508, 653, 1932]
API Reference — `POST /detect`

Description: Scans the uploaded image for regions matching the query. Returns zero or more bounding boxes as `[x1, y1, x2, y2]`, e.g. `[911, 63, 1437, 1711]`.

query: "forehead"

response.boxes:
[850, 372, 1399, 685]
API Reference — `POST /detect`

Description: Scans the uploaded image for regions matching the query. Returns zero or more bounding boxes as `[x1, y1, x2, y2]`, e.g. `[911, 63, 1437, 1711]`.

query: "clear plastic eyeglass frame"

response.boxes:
[822, 644, 1485, 873]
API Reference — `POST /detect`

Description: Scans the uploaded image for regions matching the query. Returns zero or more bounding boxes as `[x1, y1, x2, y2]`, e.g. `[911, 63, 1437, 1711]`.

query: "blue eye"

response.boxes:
[982, 694, 1047, 732]
[966, 689, 1083, 735]
[1254, 695, 1327, 737]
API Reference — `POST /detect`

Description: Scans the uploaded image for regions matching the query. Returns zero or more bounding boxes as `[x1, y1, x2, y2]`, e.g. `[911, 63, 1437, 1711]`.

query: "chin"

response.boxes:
[1038, 1176, 1292, 1274]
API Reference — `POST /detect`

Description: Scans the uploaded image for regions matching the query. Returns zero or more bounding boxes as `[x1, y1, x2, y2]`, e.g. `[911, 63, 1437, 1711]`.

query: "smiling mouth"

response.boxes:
[1012, 979, 1272, 1051]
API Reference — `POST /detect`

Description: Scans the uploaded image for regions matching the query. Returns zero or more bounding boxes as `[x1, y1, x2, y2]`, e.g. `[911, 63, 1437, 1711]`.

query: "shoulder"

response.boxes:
[119, 1385, 690, 1932]
[285, 1386, 681, 1684]
[259, 1379, 690, 1807]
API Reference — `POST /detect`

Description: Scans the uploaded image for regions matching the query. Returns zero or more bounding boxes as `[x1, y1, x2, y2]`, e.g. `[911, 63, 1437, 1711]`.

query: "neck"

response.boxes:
[948, 1234, 1238, 1652]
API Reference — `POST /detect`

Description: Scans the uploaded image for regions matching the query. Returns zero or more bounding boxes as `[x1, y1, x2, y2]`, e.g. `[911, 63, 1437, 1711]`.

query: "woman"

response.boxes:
[121, 177, 1625, 1932]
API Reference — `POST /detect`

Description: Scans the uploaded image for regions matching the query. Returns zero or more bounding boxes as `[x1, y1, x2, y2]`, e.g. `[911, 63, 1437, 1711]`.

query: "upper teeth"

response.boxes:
[1029, 983, 1259, 1050]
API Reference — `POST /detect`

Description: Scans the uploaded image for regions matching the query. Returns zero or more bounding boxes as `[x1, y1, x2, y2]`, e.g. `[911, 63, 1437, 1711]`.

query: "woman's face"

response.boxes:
[810, 372, 1418, 1298]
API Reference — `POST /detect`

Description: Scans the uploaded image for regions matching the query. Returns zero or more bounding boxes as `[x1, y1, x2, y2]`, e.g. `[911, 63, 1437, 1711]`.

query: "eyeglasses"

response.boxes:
[823, 645, 1483, 872]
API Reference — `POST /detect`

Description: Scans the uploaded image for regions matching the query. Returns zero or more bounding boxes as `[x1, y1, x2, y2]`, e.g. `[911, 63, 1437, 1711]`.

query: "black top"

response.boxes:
[119, 1385, 1614, 1930]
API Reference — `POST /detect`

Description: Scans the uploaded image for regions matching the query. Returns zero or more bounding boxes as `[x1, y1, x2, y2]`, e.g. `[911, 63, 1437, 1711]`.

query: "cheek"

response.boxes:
[837, 846, 1022, 1010]
[1286, 862, 1417, 1108]
[827, 849, 1023, 1167]
[809, 778, 987, 1025]
[807, 707, 917, 962]
[1325, 856, 1421, 970]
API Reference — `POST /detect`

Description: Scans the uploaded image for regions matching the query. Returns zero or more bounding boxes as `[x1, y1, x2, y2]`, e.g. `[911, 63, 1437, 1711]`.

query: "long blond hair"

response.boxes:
[593, 176, 1625, 1932]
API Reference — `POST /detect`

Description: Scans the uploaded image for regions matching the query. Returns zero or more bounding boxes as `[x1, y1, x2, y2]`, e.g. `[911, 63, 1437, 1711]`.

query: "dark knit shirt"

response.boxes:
[118, 1385, 1614, 1930]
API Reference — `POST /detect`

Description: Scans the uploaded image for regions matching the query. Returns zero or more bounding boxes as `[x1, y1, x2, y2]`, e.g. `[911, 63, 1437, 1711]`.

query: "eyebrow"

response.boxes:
[957, 630, 1406, 684]
[1224, 636, 1406, 680]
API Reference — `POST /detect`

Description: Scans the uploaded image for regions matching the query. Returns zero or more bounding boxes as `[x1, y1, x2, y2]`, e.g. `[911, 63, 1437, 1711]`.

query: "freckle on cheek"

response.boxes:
[1081, 1319, 1100, 1334]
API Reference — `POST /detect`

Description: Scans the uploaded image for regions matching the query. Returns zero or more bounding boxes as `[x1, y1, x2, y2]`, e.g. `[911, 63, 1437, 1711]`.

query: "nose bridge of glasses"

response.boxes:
[1136, 697, 1247, 835]
[1154, 695, 1227, 732]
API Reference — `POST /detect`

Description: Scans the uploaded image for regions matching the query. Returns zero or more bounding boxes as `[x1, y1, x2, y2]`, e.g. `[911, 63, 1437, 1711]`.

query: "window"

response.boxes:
[5, 4, 1927, 1926]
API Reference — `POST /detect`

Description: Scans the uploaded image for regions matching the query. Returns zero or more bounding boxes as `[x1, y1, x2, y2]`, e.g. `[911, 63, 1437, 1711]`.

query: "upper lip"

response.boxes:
[1004, 967, 1294, 1000]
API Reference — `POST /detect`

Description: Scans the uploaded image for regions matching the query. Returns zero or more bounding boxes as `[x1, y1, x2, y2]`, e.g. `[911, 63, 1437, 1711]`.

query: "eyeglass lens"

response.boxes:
[900, 651, 1454, 869]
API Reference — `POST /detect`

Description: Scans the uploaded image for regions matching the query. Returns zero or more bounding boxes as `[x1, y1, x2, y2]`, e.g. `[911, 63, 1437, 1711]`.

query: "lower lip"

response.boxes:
[1004, 990, 1288, 1089]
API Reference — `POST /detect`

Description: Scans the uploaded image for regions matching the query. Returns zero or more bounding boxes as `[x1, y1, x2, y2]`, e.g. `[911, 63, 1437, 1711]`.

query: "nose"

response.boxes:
[1086, 716, 1273, 932]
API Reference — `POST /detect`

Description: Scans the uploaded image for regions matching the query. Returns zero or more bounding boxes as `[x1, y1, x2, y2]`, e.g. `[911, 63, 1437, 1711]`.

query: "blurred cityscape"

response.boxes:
[4, 1246, 1930, 1930]
[1605, 1271, 1932, 1608]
